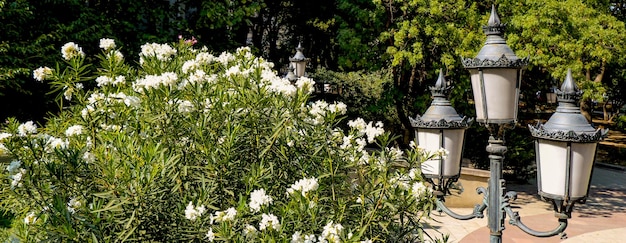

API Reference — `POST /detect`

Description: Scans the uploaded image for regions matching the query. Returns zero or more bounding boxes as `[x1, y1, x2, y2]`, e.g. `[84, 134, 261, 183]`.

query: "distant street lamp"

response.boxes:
[289, 42, 310, 78]
[416, 5, 607, 243]
[288, 42, 342, 98]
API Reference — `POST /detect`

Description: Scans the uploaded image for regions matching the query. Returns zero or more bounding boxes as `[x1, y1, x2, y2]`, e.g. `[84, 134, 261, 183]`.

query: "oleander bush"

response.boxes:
[0, 39, 442, 242]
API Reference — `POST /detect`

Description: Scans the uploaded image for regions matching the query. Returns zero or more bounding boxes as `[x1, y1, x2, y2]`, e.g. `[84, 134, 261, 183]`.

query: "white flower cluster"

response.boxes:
[409, 140, 425, 152]
[196, 51, 216, 64]
[348, 118, 384, 143]
[205, 228, 215, 242]
[290, 231, 319, 243]
[243, 224, 258, 236]
[17, 121, 37, 136]
[249, 188, 273, 213]
[389, 173, 412, 190]
[96, 75, 126, 87]
[210, 207, 237, 224]
[224, 64, 253, 77]
[184, 201, 206, 221]
[340, 135, 369, 165]
[65, 125, 84, 137]
[182, 60, 199, 74]
[44, 135, 69, 153]
[267, 76, 297, 96]
[168, 99, 195, 113]
[99, 38, 116, 51]
[111, 50, 124, 61]
[308, 100, 348, 125]
[216, 51, 236, 66]
[0, 132, 12, 141]
[140, 43, 176, 62]
[61, 42, 85, 60]
[182, 51, 217, 75]
[286, 177, 319, 197]
[6, 160, 24, 188]
[259, 213, 280, 231]
[320, 221, 344, 243]
[133, 72, 178, 92]
[24, 212, 37, 225]
[236, 46, 254, 59]
[81, 92, 141, 120]
[0, 132, 11, 153]
[411, 181, 432, 198]
[67, 197, 81, 214]
[435, 147, 449, 160]
[32, 66, 53, 82]
[109, 92, 141, 107]
[295, 76, 316, 94]
[82, 151, 96, 163]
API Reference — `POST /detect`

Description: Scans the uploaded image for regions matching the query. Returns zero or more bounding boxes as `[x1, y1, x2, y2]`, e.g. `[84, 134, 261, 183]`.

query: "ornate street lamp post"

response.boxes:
[417, 6, 607, 243]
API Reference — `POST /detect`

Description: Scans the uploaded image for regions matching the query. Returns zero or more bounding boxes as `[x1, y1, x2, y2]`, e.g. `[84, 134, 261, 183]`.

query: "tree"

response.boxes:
[0, 0, 185, 122]
[502, 0, 626, 121]
[372, 0, 485, 143]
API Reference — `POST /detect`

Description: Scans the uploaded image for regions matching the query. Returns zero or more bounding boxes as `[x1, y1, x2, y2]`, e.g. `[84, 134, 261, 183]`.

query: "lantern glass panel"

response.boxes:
[569, 142, 597, 198]
[537, 139, 597, 199]
[295, 62, 306, 77]
[417, 128, 465, 177]
[469, 68, 519, 122]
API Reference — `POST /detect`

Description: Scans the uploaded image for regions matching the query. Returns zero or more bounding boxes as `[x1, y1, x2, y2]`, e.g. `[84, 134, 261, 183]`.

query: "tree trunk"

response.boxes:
[580, 98, 592, 123]
[594, 62, 610, 121]
[392, 65, 414, 147]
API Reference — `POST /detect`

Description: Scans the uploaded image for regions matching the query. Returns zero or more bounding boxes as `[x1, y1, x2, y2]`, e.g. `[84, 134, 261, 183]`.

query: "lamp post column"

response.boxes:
[486, 126, 507, 243]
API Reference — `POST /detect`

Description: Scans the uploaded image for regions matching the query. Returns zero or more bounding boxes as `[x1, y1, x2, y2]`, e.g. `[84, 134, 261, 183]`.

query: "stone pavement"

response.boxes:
[424, 165, 626, 243]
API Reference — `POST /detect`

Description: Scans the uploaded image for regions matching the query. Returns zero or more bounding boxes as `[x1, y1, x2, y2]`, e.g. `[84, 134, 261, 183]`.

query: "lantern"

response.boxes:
[410, 70, 472, 194]
[529, 69, 607, 216]
[463, 5, 528, 124]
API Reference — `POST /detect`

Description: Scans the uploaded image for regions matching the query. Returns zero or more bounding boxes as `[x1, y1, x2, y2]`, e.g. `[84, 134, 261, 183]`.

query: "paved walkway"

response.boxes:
[424, 165, 626, 243]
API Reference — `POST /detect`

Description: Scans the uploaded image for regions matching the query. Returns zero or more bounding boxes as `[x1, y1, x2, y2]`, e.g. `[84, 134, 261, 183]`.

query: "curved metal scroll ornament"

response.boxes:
[410, 116, 473, 129]
[462, 54, 529, 68]
[528, 124, 608, 143]
[503, 191, 569, 238]
[435, 187, 488, 221]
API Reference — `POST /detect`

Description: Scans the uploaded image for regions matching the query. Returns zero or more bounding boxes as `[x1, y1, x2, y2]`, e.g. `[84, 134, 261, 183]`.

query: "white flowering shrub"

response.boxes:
[0, 39, 441, 242]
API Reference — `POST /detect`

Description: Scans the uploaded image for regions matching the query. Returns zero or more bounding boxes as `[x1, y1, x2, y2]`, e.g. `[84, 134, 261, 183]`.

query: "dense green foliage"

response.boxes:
[0, 40, 442, 242]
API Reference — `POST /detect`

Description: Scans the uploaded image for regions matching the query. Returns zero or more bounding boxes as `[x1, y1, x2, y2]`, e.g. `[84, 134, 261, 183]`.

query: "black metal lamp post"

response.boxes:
[421, 5, 607, 243]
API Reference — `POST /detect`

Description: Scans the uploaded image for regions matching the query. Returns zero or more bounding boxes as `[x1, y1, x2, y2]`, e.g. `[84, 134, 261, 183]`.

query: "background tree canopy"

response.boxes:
[2, 0, 626, 135]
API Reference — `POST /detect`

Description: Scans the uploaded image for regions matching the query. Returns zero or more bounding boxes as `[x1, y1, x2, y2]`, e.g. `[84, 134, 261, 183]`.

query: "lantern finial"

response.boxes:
[430, 69, 449, 98]
[411, 70, 472, 127]
[556, 69, 583, 104]
[484, 5, 505, 37]
[290, 42, 307, 61]
[561, 69, 577, 93]
[529, 69, 606, 141]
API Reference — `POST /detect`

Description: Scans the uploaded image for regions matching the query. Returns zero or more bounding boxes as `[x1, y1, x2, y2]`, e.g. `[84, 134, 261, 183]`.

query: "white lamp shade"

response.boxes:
[469, 68, 520, 123]
[536, 139, 597, 200]
[294, 61, 306, 77]
[417, 128, 465, 178]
